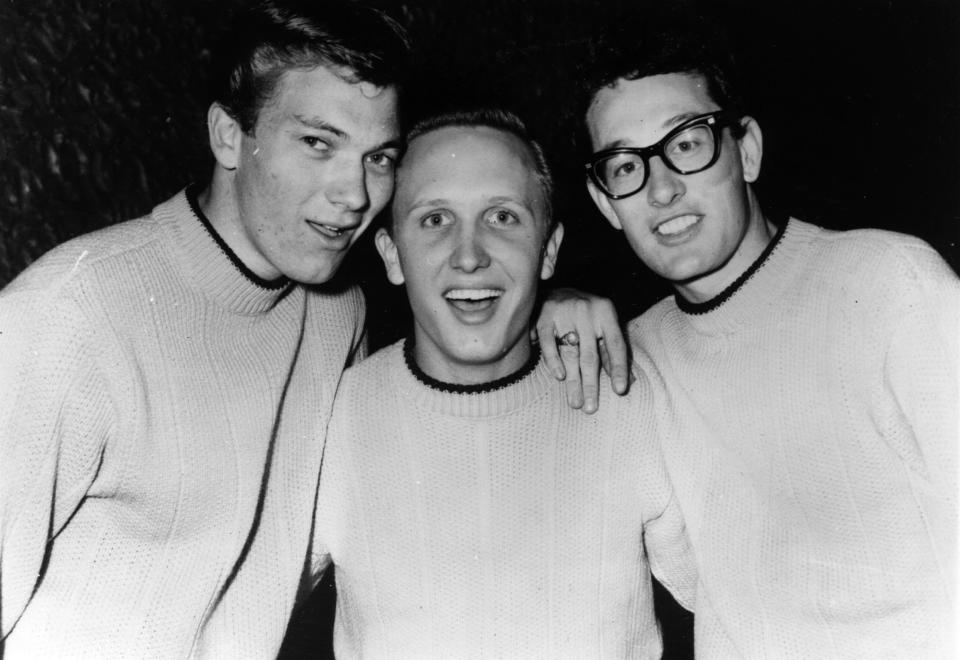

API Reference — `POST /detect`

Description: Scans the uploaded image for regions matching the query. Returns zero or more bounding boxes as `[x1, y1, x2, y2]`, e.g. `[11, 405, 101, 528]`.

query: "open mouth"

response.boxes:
[306, 220, 351, 239]
[654, 214, 701, 237]
[444, 288, 504, 312]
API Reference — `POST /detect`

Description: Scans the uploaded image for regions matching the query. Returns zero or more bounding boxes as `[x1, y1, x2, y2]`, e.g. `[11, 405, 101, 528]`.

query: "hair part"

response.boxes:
[212, 0, 410, 134]
[399, 108, 556, 231]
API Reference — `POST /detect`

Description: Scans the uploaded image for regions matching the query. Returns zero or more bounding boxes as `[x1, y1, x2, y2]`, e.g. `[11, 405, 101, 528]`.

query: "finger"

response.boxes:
[537, 322, 566, 380]
[559, 343, 584, 409]
[577, 338, 601, 414]
[598, 338, 613, 378]
[600, 327, 630, 394]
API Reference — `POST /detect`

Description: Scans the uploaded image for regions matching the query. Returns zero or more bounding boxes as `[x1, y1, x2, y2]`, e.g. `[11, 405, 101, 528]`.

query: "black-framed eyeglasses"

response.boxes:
[585, 110, 740, 200]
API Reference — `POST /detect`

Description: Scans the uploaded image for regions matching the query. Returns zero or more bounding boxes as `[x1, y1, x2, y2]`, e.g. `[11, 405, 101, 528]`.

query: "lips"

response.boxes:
[443, 288, 503, 314]
[654, 213, 702, 238]
[305, 219, 357, 241]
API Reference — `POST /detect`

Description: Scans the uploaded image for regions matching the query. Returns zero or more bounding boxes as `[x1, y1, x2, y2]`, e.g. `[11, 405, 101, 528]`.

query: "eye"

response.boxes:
[302, 136, 331, 152]
[420, 211, 452, 228]
[366, 150, 399, 174]
[485, 208, 519, 226]
[614, 161, 638, 177]
[672, 138, 702, 153]
[666, 125, 711, 157]
[602, 153, 644, 181]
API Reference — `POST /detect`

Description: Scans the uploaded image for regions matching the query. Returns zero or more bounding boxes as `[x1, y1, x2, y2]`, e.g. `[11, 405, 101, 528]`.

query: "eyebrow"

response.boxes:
[405, 196, 534, 213]
[598, 111, 707, 151]
[295, 115, 347, 138]
[293, 114, 403, 152]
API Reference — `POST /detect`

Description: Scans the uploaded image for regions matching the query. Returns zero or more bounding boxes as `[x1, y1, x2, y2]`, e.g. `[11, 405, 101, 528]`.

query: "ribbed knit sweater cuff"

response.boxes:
[153, 187, 292, 315]
[387, 341, 555, 418]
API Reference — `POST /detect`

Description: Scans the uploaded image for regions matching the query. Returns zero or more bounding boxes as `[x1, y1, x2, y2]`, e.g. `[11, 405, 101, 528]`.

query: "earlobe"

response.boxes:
[374, 227, 405, 286]
[540, 223, 565, 280]
[208, 103, 243, 171]
[737, 116, 763, 183]
[586, 180, 623, 231]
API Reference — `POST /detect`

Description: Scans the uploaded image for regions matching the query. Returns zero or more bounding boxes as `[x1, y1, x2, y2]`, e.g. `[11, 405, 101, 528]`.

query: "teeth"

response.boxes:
[444, 289, 502, 301]
[656, 215, 699, 236]
[307, 220, 346, 236]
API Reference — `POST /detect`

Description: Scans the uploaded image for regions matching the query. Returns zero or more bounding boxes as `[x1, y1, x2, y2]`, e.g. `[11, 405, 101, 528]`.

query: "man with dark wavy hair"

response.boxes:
[0, 1, 406, 656]
[570, 13, 958, 658]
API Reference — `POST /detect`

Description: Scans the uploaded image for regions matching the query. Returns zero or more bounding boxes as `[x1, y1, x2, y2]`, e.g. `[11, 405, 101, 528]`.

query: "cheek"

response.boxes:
[368, 174, 395, 211]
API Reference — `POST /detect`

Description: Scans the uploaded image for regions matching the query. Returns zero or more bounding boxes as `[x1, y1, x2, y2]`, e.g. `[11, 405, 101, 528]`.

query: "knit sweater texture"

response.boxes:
[630, 219, 958, 658]
[312, 340, 696, 659]
[0, 190, 366, 658]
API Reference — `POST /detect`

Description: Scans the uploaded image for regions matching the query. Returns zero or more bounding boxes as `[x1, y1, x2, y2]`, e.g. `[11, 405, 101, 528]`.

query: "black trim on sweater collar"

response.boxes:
[403, 337, 541, 395]
[185, 183, 290, 291]
[676, 218, 788, 315]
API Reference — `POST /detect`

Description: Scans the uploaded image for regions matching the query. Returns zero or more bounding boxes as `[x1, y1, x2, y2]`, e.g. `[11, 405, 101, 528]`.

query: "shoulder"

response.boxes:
[0, 215, 162, 339]
[337, 340, 404, 397]
[2, 215, 159, 300]
[795, 222, 958, 311]
[798, 220, 952, 282]
[626, 296, 677, 351]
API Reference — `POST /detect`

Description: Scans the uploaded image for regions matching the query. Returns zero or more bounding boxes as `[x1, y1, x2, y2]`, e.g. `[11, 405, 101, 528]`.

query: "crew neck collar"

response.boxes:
[676, 219, 787, 316]
[152, 186, 294, 315]
[391, 339, 555, 417]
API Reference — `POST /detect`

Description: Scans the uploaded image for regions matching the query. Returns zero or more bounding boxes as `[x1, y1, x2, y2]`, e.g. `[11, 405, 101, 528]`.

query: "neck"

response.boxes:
[199, 169, 281, 281]
[675, 191, 776, 303]
[411, 331, 534, 387]
[405, 337, 540, 394]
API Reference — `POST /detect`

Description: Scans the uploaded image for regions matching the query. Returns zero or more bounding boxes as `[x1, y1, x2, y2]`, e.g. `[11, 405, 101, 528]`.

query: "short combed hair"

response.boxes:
[212, 0, 410, 134]
[578, 10, 747, 142]
[401, 108, 556, 228]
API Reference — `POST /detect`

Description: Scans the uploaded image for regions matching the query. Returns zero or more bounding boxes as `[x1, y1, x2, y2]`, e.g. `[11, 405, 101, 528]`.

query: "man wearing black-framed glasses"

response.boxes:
[567, 13, 959, 660]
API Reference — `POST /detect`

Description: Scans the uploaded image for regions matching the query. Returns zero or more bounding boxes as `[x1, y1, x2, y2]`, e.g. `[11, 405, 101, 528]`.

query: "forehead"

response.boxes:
[394, 126, 542, 212]
[586, 72, 718, 149]
[258, 64, 400, 142]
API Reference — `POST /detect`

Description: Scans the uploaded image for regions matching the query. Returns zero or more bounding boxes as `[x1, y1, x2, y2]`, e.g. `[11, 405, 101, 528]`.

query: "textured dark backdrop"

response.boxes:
[1, 1, 958, 658]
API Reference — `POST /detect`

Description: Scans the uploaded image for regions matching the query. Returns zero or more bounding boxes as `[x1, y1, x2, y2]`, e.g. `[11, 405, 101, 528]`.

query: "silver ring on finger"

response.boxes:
[558, 330, 580, 347]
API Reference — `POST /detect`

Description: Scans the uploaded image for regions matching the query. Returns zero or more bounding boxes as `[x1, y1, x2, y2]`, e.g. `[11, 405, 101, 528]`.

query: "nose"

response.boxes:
[645, 156, 685, 208]
[449, 224, 491, 273]
[326, 161, 369, 212]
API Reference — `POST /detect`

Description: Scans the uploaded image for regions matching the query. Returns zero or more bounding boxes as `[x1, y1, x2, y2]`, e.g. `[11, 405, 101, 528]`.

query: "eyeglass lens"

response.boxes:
[596, 123, 717, 196]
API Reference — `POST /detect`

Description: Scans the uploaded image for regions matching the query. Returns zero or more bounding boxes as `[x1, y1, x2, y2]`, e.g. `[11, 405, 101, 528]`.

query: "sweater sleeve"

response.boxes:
[881, 241, 959, 502]
[643, 483, 697, 612]
[310, 380, 353, 590]
[0, 289, 114, 636]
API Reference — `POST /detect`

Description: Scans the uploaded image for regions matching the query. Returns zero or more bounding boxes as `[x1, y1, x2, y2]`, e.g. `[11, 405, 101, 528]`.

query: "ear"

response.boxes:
[208, 103, 244, 171]
[539, 222, 565, 281]
[586, 179, 623, 231]
[374, 227, 405, 285]
[737, 116, 763, 183]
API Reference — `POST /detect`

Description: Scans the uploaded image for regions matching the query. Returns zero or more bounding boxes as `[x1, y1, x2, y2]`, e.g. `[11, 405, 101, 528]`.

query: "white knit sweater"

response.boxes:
[0, 189, 366, 658]
[312, 340, 696, 659]
[630, 219, 958, 658]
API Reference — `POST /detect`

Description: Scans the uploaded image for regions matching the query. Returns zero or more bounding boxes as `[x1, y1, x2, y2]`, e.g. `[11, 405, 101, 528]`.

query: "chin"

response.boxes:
[447, 338, 505, 365]
[294, 261, 342, 286]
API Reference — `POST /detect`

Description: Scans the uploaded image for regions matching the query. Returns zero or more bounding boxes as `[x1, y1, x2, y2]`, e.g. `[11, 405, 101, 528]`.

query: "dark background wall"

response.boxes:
[1, 1, 957, 658]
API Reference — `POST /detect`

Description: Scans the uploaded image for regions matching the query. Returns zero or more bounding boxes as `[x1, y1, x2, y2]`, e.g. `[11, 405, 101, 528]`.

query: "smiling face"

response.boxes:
[586, 72, 771, 302]
[213, 64, 401, 285]
[377, 125, 563, 384]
